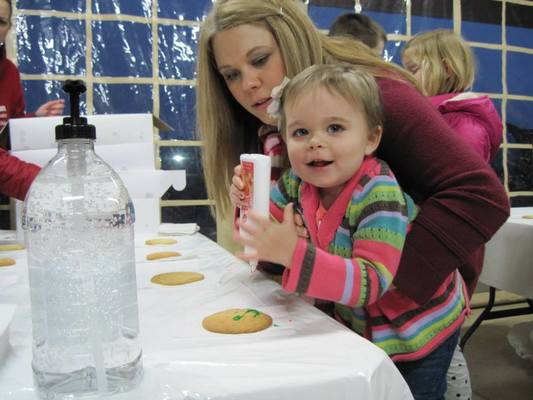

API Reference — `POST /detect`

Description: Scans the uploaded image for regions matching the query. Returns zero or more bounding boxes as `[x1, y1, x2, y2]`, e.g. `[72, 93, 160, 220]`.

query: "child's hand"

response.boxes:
[235, 203, 299, 268]
[229, 164, 246, 208]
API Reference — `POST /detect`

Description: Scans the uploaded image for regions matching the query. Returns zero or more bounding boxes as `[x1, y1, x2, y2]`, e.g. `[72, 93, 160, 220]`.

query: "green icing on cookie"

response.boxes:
[232, 309, 261, 321]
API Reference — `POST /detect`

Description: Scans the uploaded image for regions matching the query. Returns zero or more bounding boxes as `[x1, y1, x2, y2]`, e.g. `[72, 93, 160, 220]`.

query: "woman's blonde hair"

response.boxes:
[196, 0, 418, 214]
[278, 64, 383, 137]
[402, 29, 475, 96]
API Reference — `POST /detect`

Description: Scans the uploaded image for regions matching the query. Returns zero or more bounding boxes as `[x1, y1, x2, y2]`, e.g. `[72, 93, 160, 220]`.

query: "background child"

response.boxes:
[402, 29, 504, 400]
[231, 64, 468, 399]
[402, 29, 502, 163]
[328, 13, 387, 57]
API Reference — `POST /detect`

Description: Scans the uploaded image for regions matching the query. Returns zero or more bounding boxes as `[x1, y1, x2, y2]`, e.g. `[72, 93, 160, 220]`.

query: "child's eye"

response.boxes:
[291, 128, 308, 138]
[327, 124, 344, 134]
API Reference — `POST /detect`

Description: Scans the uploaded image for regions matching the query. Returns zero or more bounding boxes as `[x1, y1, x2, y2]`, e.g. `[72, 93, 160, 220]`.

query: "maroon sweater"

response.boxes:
[0, 56, 40, 199]
[0, 57, 26, 126]
[376, 78, 510, 304]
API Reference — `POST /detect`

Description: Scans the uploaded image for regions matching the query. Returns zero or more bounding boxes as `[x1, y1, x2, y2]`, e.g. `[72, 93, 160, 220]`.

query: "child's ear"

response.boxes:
[364, 126, 383, 155]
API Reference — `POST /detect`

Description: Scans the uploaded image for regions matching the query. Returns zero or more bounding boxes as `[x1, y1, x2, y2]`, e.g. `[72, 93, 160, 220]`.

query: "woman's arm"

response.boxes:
[377, 78, 510, 304]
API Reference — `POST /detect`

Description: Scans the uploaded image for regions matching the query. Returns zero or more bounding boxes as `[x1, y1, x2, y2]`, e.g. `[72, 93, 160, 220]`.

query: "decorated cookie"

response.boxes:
[0, 257, 16, 267]
[146, 251, 181, 260]
[150, 272, 204, 286]
[202, 308, 273, 334]
[145, 238, 178, 245]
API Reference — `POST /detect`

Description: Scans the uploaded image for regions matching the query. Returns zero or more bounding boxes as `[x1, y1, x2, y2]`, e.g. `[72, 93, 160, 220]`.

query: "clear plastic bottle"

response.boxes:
[23, 80, 143, 399]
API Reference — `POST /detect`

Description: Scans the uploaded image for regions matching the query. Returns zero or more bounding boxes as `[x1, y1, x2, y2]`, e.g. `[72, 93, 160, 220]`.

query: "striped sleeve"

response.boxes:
[282, 174, 411, 307]
[270, 169, 302, 222]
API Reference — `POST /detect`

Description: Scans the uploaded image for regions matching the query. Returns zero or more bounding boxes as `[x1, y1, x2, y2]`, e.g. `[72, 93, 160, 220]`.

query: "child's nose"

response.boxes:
[308, 135, 324, 149]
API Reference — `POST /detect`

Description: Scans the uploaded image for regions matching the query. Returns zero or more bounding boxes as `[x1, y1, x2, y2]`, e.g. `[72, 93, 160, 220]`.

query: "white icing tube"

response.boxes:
[239, 154, 271, 271]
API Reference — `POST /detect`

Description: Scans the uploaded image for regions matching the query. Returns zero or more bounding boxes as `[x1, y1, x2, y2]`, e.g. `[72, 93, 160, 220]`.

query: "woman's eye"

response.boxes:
[223, 71, 239, 82]
[252, 54, 268, 67]
[327, 124, 344, 134]
[291, 128, 308, 138]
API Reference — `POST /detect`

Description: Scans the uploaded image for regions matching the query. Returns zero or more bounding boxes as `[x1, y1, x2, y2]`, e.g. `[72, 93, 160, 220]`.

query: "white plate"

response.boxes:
[0, 304, 16, 363]
[0, 230, 17, 245]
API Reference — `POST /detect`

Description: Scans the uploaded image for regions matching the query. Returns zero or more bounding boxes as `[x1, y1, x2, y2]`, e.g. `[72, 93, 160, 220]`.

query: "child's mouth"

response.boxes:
[307, 160, 333, 167]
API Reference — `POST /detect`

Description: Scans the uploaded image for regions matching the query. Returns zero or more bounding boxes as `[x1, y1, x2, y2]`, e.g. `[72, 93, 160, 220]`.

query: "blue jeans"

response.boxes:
[395, 330, 460, 400]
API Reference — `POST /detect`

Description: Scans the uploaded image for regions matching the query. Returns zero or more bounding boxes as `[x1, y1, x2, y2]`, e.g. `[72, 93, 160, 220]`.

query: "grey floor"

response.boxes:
[461, 288, 533, 400]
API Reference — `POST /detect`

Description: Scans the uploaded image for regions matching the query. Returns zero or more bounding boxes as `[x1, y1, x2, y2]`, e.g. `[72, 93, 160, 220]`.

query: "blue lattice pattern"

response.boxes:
[9, 0, 533, 235]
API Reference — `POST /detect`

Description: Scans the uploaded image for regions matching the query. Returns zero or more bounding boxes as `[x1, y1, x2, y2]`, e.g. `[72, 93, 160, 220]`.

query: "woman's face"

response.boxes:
[0, 0, 11, 45]
[212, 23, 287, 126]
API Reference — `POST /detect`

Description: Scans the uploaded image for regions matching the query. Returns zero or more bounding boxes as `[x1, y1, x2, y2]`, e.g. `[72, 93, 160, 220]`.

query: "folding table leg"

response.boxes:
[460, 286, 496, 349]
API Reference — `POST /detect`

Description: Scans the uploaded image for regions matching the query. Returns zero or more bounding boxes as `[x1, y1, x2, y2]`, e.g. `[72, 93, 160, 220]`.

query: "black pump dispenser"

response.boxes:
[55, 80, 96, 140]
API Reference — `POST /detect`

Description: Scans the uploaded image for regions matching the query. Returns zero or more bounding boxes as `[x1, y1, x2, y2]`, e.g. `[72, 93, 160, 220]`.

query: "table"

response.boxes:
[0, 230, 413, 400]
[460, 207, 533, 348]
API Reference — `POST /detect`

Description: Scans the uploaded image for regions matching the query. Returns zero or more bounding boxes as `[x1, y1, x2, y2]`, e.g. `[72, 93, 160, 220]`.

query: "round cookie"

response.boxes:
[202, 308, 273, 334]
[145, 238, 178, 245]
[0, 243, 25, 251]
[150, 271, 204, 286]
[0, 257, 16, 267]
[146, 251, 181, 260]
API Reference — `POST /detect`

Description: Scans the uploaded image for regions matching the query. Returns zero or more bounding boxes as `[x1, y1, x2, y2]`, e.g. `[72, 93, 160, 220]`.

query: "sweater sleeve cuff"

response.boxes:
[282, 238, 308, 293]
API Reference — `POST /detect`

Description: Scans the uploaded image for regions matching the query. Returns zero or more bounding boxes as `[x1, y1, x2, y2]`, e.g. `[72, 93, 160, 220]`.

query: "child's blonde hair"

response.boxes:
[278, 64, 383, 137]
[402, 29, 475, 96]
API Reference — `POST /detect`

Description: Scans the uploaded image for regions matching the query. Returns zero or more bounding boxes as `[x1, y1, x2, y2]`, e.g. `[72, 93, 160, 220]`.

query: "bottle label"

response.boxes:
[241, 160, 254, 222]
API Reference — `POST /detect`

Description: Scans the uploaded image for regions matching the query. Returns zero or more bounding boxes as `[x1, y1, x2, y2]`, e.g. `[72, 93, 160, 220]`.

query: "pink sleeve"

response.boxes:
[282, 238, 401, 307]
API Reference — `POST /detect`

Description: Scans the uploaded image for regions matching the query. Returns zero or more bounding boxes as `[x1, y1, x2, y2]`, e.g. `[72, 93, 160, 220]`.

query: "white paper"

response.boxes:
[132, 198, 161, 233]
[9, 113, 156, 151]
[158, 223, 199, 236]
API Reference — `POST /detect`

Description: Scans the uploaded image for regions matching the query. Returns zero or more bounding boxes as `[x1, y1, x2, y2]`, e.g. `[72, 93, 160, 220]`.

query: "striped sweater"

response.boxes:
[270, 156, 468, 361]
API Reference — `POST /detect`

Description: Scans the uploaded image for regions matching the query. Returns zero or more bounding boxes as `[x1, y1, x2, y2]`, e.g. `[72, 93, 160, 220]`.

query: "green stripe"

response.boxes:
[376, 296, 465, 355]
[354, 227, 405, 250]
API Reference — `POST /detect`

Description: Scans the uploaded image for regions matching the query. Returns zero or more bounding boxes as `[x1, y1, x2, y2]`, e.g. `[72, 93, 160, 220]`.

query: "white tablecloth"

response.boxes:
[0, 231, 413, 400]
[481, 207, 533, 299]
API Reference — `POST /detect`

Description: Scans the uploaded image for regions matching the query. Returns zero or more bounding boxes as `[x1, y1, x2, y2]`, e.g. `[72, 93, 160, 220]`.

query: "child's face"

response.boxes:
[402, 52, 424, 87]
[284, 86, 381, 201]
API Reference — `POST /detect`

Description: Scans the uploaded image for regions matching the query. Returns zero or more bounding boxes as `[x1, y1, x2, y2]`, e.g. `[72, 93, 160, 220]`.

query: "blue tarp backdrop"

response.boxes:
[6, 0, 533, 237]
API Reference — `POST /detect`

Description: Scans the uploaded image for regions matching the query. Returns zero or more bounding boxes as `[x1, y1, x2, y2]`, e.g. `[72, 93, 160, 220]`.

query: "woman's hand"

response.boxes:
[294, 212, 309, 239]
[35, 99, 65, 117]
[235, 203, 299, 268]
[229, 164, 246, 208]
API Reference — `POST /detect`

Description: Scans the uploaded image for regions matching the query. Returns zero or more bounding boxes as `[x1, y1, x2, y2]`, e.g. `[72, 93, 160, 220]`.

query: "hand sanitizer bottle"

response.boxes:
[23, 80, 143, 399]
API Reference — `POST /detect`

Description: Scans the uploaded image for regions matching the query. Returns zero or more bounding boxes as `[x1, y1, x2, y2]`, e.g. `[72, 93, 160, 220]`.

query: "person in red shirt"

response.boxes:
[0, 0, 64, 134]
[0, 0, 48, 199]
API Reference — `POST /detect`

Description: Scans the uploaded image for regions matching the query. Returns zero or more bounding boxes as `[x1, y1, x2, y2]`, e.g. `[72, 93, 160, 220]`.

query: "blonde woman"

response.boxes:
[402, 29, 502, 163]
[196, 2, 509, 397]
